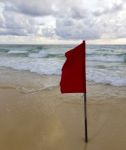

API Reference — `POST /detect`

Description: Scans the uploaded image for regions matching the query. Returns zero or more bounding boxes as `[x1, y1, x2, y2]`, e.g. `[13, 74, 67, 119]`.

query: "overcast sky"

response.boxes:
[0, 0, 126, 44]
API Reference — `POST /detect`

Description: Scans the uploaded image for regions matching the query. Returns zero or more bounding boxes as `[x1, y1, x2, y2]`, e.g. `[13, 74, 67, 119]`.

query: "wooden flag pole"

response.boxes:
[84, 93, 88, 143]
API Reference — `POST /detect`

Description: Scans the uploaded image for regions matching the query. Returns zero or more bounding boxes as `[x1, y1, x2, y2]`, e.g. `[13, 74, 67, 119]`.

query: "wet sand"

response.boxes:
[0, 68, 126, 150]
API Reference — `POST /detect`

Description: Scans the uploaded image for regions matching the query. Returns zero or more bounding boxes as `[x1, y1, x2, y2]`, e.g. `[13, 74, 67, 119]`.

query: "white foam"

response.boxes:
[8, 50, 28, 54]
[87, 68, 126, 86]
[28, 51, 48, 58]
[0, 56, 63, 75]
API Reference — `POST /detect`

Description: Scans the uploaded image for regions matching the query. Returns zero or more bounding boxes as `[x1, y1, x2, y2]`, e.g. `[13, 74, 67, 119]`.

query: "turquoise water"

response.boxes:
[0, 44, 126, 86]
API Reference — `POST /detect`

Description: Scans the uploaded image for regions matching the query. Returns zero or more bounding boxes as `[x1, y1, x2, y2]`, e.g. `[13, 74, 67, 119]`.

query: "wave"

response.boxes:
[28, 51, 48, 58]
[5, 49, 126, 62]
[87, 55, 126, 63]
[0, 48, 10, 53]
[0, 56, 63, 75]
[0, 56, 126, 87]
[28, 51, 64, 58]
[0, 44, 126, 87]
[87, 69, 126, 86]
[8, 50, 28, 54]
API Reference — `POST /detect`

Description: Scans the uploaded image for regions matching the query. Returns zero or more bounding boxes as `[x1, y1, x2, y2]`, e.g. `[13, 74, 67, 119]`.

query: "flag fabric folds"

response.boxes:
[60, 41, 86, 93]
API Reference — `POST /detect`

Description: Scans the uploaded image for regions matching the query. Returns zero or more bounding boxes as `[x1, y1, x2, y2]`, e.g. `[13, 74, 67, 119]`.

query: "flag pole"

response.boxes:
[83, 40, 88, 143]
[84, 93, 88, 143]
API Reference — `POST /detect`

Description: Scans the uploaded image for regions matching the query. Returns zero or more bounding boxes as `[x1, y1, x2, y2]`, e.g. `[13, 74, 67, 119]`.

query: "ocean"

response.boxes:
[0, 44, 126, 86]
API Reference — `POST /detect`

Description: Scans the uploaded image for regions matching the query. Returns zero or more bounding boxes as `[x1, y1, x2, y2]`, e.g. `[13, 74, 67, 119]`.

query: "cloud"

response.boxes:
[55, 15, 100, 40]
[93, 1, 123, 16]
[0, 0, 126, 43]
[0, 11, 33, 36]
[4, 0, 54, 16]
[3, 0, 87, 17]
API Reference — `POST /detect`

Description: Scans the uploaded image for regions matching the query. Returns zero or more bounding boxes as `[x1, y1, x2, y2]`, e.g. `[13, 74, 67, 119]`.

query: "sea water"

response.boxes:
[0, 44, 126, 86]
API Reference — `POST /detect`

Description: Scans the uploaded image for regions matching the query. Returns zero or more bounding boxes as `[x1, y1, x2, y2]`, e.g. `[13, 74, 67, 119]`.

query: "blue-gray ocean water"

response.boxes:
[0, 44, 126, 86]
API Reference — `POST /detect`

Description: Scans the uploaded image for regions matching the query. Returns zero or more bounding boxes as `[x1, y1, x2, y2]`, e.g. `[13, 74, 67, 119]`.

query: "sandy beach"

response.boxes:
[0, 67, 126, 150]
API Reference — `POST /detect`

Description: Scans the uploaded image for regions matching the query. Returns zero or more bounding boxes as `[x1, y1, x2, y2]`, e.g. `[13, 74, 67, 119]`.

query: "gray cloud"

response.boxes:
[55, 16, 100, 40]
[0, 28, 29, 36]
[70, 7, 89, 19]
[93, 2, 123, 16]
[3, 0, 84, 17]
[0, 0, 126, 41]
[4, 0, 54, 16]
[0, 8, 37, 36]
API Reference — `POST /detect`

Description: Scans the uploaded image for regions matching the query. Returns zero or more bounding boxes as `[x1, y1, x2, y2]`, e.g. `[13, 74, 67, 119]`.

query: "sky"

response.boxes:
[0, 0, 126, 44]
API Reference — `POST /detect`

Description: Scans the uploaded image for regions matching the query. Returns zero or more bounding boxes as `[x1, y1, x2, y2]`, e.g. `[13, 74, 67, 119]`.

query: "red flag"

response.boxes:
[60, 41, 86, 93]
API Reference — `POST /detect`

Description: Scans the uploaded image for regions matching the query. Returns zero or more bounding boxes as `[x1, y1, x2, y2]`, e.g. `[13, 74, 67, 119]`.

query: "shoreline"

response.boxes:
[0, 66, 126, 87]
[0, 67, 125, 101]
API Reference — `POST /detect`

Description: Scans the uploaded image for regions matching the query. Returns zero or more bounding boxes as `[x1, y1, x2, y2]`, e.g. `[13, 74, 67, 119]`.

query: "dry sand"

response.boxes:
[0, 67, 126, 150]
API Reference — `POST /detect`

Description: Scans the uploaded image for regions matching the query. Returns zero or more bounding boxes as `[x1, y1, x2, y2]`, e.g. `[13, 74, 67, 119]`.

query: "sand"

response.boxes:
[0, 67, 126, 150]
